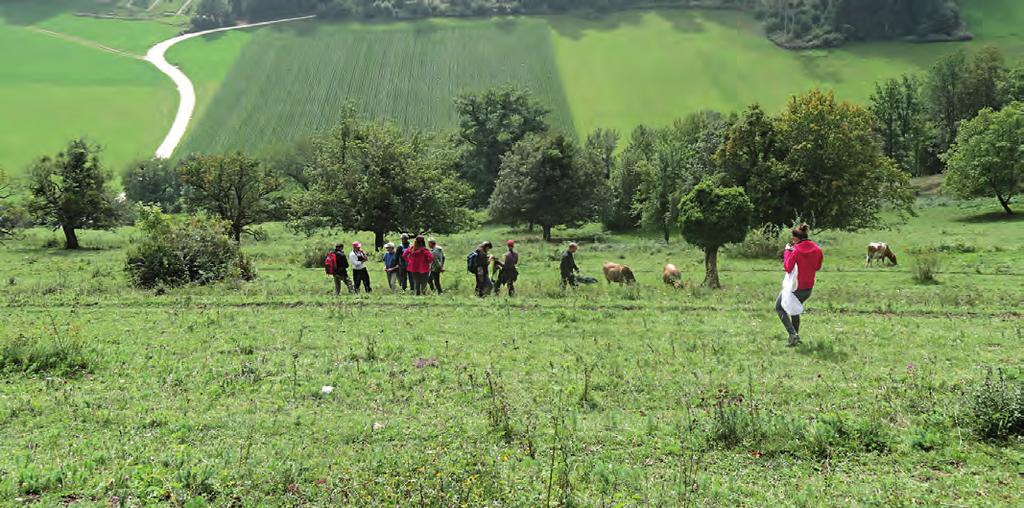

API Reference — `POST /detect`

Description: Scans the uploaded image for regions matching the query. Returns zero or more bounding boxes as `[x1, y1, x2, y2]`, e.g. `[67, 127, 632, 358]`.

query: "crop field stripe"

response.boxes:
[176, 19, 575, 157]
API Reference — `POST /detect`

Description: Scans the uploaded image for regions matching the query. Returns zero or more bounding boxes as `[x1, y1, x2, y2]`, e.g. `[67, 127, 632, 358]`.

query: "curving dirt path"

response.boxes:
[146, 15, 315, 159]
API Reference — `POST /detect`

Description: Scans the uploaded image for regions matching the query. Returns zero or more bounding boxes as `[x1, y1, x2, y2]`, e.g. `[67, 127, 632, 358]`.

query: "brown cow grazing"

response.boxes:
[603, 262, 636, 284]
[663, 264, 682, 288]
[866, 242, 898, 266]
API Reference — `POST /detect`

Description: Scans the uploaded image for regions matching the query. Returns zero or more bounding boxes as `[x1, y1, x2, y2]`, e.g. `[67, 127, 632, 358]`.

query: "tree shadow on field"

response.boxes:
[0, 0, 97, 26]
[546, 9, 647, 41]
[796, 339, 849, 363]
[955, 210, 1024, 224]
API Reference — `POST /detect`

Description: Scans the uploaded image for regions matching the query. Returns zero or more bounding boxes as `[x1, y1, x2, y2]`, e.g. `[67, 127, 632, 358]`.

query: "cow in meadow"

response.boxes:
[866, 242, 898, 266]
[603, 262, 637, 284]
[663, 264, 682, 288]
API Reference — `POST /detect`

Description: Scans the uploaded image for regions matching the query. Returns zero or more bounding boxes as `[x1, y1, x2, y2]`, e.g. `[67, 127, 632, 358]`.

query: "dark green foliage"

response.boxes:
[178, 152, 284, 242]
[966, 369, 1024, 441]
[722, 91, 913, 230]
[454, 86, 550, 206]
[489, 132, 605, 241]
[759, 0, 965, 49]
[263, 137, 316, 191]
[0, 168, 16, 241]
[942, 102, 1024, 215]
[869, 75, 929, 175]
[678, 180, 753, 288]
[605, 125, 656, 232]
[291, 109, 473, 249]
[728, 224, 784, 259]
[28, 139, 117, 249]
[999, 63, 1024, 106]
[122, 158, 182, 212]
[125, 207, 254, 288]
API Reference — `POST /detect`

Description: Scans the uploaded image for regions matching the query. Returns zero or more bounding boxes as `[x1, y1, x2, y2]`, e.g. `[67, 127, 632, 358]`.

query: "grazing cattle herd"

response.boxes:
[592, 242, 895, 289]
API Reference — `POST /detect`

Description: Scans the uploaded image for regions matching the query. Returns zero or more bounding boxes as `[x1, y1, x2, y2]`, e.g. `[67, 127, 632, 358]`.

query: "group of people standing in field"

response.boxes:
[324, 224, 823, 347]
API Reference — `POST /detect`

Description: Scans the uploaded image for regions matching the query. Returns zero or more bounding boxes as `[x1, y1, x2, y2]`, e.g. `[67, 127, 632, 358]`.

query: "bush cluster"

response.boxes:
[125, 207, 255, 288]
[728, 224, 785, 259]
[0, 331, 91, 376]
[966, 369, 1024, 441]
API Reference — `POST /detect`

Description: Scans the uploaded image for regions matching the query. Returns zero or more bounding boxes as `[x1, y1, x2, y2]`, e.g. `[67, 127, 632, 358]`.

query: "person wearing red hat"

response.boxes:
[402, 235, 434, 296]
[493, 239, 519, 296]
[349, 241, 372, 293]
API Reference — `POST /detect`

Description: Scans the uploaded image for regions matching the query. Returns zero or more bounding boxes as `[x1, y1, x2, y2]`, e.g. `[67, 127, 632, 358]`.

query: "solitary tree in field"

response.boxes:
[678, 180, 753, 289]
[489, 132, 604, 241]
[942, 103, 1024, 215]
[455, 86, 549, 206]
[178, 152, 283, 242]
[292, 116, 473, 249]
[28, 139, 117, 249]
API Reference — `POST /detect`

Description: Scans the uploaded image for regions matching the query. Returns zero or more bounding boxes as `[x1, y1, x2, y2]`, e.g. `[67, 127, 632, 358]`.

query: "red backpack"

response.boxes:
[324, 252, 337, 275]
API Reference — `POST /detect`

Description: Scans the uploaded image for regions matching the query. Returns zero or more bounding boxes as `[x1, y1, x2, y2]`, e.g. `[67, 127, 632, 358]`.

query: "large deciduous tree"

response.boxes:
[489, 132, 604, 241]
[678, 180, 753, 289]
[0, 169, 16, 242]
[28, 139, 117, 249]
[292, 115, 473, 250]
[178, 152, 283, 242]
[605, 125, 656, 232]
[454, 86, 549, 206]
[942, 103, 1024, 215]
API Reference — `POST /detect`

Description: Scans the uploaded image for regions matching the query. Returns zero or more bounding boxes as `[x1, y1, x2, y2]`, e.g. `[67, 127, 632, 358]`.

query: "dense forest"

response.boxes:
[192, 0, 969, 49]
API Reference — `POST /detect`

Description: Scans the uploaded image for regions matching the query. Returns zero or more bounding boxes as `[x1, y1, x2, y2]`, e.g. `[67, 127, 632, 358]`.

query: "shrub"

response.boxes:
[295, 242, 333, 268]
[125, 207, 255, 288]
[728, 224, 785, 259]
[911, 251, 942, 283]
[966, 369, 1024, 441]
[0, 331, 91, 376]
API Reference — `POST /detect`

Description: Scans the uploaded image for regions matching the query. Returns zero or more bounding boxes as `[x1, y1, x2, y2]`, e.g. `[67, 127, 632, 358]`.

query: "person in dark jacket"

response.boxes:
[493, 239, 519, 296]
[327, 243, 352, 295]
[470, 241, 493, 297]
[427, 238, 445, 294]
[560, 243, 579, 289]
[395, 233, 411, 291]
[382, 242, 400, 291]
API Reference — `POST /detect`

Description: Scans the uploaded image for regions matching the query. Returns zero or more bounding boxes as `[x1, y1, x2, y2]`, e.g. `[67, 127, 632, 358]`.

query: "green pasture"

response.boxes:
[0, 21, 176, 178]
[174, 17, 575, 158]
[1, 198, 1023, 505]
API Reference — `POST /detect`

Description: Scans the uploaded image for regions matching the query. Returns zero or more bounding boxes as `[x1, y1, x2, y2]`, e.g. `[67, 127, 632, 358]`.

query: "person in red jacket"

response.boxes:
[776, 223, 823, 347]
[402, 235, 435, 296]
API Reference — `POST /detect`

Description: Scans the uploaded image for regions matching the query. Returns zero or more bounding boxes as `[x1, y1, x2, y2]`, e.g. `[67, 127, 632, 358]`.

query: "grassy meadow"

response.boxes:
[2, 197, 1023, 505]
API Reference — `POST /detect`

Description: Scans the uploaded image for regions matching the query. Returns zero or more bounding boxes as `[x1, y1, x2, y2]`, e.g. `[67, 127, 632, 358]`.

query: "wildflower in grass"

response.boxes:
[321, 385, 334, 394]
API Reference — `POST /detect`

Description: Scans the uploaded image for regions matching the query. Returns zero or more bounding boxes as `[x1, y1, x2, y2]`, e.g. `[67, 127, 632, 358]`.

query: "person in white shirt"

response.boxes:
[349, 241, 372, 293]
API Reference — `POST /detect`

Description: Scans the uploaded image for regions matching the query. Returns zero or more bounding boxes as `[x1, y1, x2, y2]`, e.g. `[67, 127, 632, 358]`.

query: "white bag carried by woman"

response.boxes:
[779, 266, 803, 316]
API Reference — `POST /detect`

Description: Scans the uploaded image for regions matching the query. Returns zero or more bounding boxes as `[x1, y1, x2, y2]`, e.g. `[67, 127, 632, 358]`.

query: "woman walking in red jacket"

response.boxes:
[776, 224, 823, 347]
[402, 235, 434, 296]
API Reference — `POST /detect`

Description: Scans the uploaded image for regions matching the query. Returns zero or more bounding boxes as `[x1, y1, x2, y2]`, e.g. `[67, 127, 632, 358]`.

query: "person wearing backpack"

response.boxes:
[493, 240, 519, 296]
[427, 238, 445, 294]
[349, 242, 372, 293]
[403, 235, 435, 296]
[324, 243, 352, 295]
[468, 241, 493, 297]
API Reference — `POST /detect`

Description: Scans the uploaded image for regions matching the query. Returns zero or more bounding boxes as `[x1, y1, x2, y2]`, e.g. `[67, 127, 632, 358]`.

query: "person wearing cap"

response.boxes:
[382, 242, 400, 291]
[470, 241, 493, 297]
[349, 241, 372, 293]
[395, 233, 411, 291]
[402, 235, 434, 296]
[493, 240, 519, 296]
[427, 238, 445, 294]
[560, 242, 580, 289]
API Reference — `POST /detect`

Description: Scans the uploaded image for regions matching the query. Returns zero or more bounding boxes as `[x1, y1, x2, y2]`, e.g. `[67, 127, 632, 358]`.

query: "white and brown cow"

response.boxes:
[866, 242, 898, 266]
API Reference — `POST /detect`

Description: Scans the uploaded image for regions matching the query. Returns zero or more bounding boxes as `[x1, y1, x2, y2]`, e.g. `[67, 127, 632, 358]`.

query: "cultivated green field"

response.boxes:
[173, 17, 576, 157]
[2, 198, 1023, 505]
[0, 1, 180, 176]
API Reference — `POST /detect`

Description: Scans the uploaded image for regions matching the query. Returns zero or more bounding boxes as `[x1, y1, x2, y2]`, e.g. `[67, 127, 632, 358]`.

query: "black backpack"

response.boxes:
[466, 250, 478, 273]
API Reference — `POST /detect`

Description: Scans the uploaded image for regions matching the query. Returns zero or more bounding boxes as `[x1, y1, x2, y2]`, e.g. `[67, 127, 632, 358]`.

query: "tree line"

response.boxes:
[189, 0, 965, 49]
[2, 84, 1019, 285]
